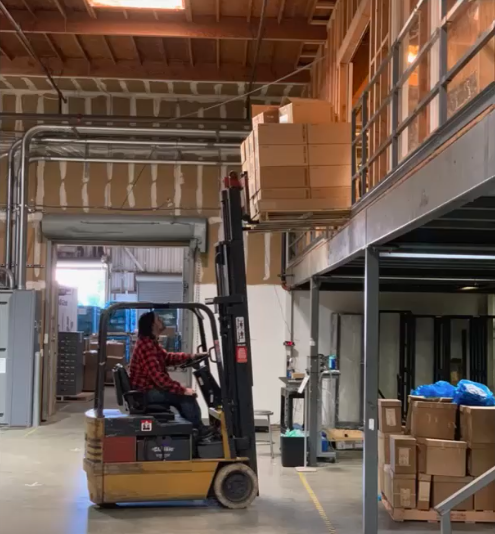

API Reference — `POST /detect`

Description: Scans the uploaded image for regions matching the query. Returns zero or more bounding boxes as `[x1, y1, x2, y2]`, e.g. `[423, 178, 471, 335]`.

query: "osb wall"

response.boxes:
[0, 92, 282, 288]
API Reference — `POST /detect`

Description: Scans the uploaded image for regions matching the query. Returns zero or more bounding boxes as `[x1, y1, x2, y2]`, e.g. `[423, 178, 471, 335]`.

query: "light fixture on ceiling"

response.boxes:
[459, 286, 478, 291]
[88, 0, 184, 9]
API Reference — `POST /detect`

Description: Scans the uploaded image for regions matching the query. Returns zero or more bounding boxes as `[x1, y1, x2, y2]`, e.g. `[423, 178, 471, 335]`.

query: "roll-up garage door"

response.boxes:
[136, 274, 183, 303]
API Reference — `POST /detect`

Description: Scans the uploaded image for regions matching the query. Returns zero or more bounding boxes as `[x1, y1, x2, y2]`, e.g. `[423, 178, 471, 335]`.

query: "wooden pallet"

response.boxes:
[57, 391, 94, 402]
[247, 209, 351, 232]
[327, 428, 363, 442]
[381, 494, 495, 523]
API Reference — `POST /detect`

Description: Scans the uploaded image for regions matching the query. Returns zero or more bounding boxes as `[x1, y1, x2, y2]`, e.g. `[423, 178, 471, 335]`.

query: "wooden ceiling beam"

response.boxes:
[216, 38, 220, 69]
[130, 36, 142, 64]
[1, 58, 311, 83]
[184, 0, 192, 22]
[74, 34, 90, 62]
[0, 14, 326, 42]
[51, 0, 67, 19]
[157, 37, 167, 66]
[81, 0, 96, 18]
[0, 43, 13, 60]
[20, 0, 36, 18]
[45, 32, 63, 61]
[215, 0, 220, 23]
[187, 38, 193, 66]
[277, 0, 286, 24]
[247, 0, 253, 23]
[102, 35, 116, 64]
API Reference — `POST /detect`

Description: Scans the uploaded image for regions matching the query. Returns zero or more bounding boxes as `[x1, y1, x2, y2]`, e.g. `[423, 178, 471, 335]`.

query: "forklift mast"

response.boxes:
[210, 172, 257, 475]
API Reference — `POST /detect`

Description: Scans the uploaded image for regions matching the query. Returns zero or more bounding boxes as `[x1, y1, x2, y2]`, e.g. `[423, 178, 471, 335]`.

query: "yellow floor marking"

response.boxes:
[23, 428, 38, 438]
[298, 471, 337, 534]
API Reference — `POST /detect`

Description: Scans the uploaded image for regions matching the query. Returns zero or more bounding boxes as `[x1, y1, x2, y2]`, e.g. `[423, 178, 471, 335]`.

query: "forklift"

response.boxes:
[83, 174, 259, 509]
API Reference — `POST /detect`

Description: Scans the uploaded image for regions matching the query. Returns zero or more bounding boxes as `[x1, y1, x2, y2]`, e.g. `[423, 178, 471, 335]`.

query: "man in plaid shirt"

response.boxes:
[130, 311, 209, 436]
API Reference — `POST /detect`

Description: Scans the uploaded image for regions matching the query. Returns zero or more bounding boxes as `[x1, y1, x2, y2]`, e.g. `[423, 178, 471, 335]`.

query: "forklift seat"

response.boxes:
[113, 364, 174, 421]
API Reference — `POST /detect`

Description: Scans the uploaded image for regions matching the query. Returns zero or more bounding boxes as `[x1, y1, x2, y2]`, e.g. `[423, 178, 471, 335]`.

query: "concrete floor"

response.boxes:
[0, 397, 492, 534]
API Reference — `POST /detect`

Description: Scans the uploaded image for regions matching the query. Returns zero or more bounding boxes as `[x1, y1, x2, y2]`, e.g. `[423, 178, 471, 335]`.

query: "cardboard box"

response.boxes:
[83, 350, 98, 392]
[406, 396, 453, 434]
[418, 474, 432, 510]
[410, 401, 457, 440]
[384, 465, 416, 509]
[310, 186, 351, 206]
[460, 406, 495, 444]
[252, 104, 278, 120]
[107, 341, 125, 358]
[308, 144, 352, 166]
[378, 399, 402, 434]
[58, 286, 79, 333]
[255, 123, 307, 145]
[390, 435, 417, 474]
[417, 438, 427, 473]
[379, 431, 391, 465]
[256, 166, 310, 189]
[423, 439, 467, 477]
[278, 97, 334, 124]
[432, 476, 474, 511]
[252, 109, 279, 126]
[256, 145, 308, 167]
[247, 131, 255, 158]
[474, 481, 495, 511]
[379, 463, 385, 495]
[257, 188, 311, 200]
[468, 444, 495, 476]
[309, 165, 351, 187]
[307, 123, 352, 144]
[255, 198, 351, 213]
[241, 140, 247, 163]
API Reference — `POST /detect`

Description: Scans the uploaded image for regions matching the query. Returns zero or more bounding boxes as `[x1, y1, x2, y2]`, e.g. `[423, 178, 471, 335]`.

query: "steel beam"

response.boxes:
[0, 13, 327, 42]
[308, 276, 320, 467]
[363, 247, 379, 534]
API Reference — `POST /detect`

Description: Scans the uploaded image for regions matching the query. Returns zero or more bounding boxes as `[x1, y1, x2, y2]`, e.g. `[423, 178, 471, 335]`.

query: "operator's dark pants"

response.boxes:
[146, 389, 206, 434]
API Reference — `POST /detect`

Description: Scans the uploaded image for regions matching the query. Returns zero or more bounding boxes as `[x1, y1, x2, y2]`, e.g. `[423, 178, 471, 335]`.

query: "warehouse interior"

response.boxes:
[1, 0, 495, 533]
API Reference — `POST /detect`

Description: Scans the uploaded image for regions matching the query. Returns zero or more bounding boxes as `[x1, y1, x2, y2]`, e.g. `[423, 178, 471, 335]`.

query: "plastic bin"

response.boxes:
[280, 435, 306, 467]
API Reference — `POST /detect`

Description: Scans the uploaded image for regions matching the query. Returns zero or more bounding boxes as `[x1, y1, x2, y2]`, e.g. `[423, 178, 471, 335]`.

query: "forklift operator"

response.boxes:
[129, 311, 211, 439]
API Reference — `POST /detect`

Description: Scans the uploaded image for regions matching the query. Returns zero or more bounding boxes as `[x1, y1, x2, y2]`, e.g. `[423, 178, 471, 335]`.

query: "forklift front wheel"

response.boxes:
[213, 463, 258, 509]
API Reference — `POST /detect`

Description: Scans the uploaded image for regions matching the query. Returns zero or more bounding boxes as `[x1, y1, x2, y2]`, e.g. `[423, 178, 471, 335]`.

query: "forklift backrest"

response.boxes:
[112, 364, 129, 407]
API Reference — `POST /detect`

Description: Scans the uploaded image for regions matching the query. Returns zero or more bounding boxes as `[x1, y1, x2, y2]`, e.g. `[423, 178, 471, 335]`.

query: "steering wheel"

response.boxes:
[178, 353, 209, 370]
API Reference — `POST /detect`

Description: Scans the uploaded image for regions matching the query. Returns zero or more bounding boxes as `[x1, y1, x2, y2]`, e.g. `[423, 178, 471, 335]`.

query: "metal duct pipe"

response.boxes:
[38, 138, 241, 148]
[0, 267, 15, 289]
[5, 139, 21, 273]
[16, 123, 243, 287]
[30, 156, 238, 165]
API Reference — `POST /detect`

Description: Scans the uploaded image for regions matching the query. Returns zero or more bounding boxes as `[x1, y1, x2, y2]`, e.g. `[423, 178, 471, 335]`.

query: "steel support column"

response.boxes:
[308, 276, 320, 467]
[363, 247, 380, 534]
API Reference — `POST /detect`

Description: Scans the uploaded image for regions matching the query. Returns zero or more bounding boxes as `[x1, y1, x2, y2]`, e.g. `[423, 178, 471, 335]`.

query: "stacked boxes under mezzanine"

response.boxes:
[241, 98, 352, 218]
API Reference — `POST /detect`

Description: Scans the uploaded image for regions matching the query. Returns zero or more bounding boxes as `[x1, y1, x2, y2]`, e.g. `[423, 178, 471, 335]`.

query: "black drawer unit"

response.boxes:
[57, 332, 84, 396]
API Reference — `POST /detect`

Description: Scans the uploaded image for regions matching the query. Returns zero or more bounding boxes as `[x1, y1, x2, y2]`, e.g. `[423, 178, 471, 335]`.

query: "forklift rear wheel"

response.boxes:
[213, 463, 258, 509]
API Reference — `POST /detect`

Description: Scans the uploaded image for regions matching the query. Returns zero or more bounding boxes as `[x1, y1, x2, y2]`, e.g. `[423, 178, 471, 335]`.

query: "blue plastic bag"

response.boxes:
[411, 380, 456, 399]
[453, 379, 495, 406]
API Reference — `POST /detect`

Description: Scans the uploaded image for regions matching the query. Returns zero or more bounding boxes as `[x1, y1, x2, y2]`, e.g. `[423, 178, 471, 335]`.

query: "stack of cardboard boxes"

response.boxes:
[241, 98, 352, 218]
[379, 399, 495, 513]
[82, 337, 126, 391]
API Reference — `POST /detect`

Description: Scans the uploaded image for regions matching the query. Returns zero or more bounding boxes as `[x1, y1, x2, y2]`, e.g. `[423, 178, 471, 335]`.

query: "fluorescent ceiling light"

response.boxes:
[89, 0, 184, 9]
[459, 286, 478, 291]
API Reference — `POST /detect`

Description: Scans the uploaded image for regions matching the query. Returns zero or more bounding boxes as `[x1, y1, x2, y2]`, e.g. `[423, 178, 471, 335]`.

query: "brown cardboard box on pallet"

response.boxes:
[417, 474, 432, 510]
[474, 482, 495, 511]
[378, 399, 402, 434]
[468, 444, 495, 476]
[255, 197, 350, 213]
[379, 431, 391, 465]
[309, 165, 351, 187]
[252, 109, 279, 126]
[384, 464, 416, 509]
[278, 98, 335, 124]
[254, 124, 307, 145]
[410, 401, 457, 440]
[311, 187, 351, 204]
[432, 476, 474, 511]
[390, 435, 417, 475]
[256, 145, 308, 167]
[308, 144, 352, 166]
[307, 123, 352, 144]
[422, 439, 467, 477]
[256, 167, 310, 189]
[460, 406, 495, 444]
[252, 105, 279, 123]
[256, 188, 311, 200]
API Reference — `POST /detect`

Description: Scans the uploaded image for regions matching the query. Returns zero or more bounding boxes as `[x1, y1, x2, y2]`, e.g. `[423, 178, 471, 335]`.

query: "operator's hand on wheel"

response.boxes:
[184, 387, 195, 396]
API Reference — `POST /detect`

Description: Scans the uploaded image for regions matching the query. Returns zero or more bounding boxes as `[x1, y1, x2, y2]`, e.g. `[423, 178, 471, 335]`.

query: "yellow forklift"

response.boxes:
[83, 175, 259, 509]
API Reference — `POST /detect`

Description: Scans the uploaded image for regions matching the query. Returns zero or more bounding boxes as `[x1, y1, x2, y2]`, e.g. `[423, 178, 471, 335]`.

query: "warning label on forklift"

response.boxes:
[235, 317, 246, 344]
[236, 346, 248, 363]
[141, 420, 153, 432]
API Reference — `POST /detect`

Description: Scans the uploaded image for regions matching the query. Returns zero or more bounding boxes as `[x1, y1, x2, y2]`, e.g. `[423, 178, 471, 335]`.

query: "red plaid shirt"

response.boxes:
[129, 336, 190, 395]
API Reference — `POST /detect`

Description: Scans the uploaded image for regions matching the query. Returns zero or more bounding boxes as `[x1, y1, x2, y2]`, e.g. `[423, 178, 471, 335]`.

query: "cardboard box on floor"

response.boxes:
[390, 435, 416, 474]
[460, 406, 495, 444]
[278, 98, 335, 124]
[417, 474, 432, 511]
[379, 431, 391, 465]
[474, 481, 495, 511]
[432, 476, 474, 511]
[422, 438, 467, 477]
[378, 399, 402, 434]
[384, 464, 416, 509]
[83, 350, 98, 392]
[410, 401, 457, 440]
[469, 443, 495, 476]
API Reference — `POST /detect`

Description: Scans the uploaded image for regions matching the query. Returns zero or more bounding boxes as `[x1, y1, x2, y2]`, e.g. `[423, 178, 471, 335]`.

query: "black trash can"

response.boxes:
[280, 435, 306, 467]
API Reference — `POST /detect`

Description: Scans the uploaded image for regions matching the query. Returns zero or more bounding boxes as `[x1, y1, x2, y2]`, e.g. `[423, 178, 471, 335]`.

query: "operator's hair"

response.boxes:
[138, 311, 155, 338]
